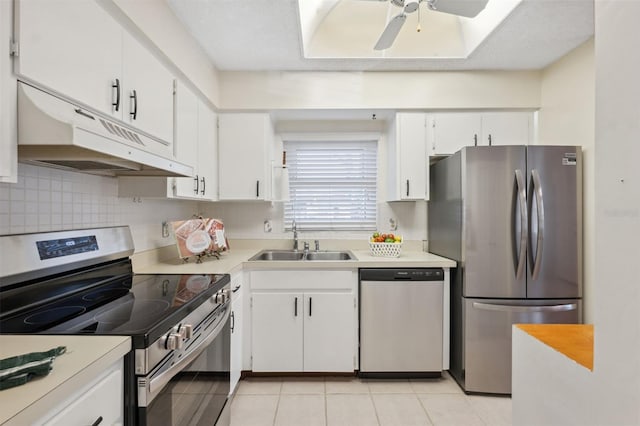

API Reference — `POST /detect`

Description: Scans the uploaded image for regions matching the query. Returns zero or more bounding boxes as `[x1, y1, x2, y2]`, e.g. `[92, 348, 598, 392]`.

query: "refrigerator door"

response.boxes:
[462, 297, 581, 394]
[526, 146, 582, 298]
[462, 146, 527, 298]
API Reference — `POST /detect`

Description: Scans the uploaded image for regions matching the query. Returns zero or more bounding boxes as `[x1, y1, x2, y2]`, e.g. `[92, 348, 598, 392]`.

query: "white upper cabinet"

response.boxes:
[480, 112, 532, 146]
[427, 112, 533, 156]
[387, 112, 428, 201]
[16, 0, 123, 118]
[196, 102, 218, 201]
[121, 32, 174, 144]
[15, 0, 175, 148]
[218, 113, 273, 201]
[427, 113, 482, 156]
[173, 81, 200, 198]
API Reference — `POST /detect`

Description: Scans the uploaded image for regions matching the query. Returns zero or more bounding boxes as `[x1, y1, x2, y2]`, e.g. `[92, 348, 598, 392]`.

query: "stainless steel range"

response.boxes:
[0, 226, 231, 426]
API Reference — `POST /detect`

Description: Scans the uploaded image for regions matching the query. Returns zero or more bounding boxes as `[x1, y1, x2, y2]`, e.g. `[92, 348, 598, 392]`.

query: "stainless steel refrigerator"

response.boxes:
[428, 145, 582, 394]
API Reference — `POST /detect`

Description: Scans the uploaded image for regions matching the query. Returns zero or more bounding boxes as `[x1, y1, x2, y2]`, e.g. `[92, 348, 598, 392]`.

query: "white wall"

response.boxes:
[219, 70, 541, 110]
[513, 2, 640, 424]
[538, 38, 595, 322]
[0, 164, 198, 252]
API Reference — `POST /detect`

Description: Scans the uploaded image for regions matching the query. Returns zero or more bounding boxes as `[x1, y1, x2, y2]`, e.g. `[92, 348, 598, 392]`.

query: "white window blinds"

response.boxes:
[283, 140, 377, 231]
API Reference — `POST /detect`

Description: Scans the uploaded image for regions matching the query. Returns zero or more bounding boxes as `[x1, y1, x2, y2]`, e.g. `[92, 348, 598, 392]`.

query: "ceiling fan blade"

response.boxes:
[426, 0, 489, 18]
[374, 13, 407, 50]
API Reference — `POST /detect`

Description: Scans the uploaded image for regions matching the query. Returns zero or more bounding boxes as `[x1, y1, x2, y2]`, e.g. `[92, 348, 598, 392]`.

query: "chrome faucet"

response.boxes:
[314, 240, 320, 251]
[292, 220, 298, 251]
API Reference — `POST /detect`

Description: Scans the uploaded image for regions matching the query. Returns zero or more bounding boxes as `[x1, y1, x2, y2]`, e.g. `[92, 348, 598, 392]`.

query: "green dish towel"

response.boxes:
[0, 346, 67, 391]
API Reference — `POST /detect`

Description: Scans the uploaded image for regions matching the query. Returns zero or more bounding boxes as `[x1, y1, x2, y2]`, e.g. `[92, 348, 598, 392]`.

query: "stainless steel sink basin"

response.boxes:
[305, 251, 355, 261]
[249, 250, 305, 261]
[248, 249, 356, 261]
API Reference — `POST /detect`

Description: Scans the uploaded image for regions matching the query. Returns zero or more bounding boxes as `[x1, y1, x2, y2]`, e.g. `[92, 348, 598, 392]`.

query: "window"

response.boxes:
[283, 140, 377, 231]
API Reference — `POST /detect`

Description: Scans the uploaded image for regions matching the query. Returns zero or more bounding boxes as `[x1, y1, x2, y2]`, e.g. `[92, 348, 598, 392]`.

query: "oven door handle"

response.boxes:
[147, 304, 230, 399]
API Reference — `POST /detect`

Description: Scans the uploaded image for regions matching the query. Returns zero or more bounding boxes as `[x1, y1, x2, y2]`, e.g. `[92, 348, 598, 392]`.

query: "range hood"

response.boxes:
[17, 82, 193, 177]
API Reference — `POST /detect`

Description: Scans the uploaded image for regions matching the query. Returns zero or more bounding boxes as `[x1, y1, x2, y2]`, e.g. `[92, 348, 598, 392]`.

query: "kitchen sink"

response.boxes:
[305, 251, 355, 261]
[248, 249, 356, 262]
[249, 250, 305, 261]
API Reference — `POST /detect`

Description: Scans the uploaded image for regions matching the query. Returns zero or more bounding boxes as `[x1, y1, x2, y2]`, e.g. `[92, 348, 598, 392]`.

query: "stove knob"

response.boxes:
[182, 324, 193, 339]
[165, 332, 183, 350]
[215, 290, 226, 304]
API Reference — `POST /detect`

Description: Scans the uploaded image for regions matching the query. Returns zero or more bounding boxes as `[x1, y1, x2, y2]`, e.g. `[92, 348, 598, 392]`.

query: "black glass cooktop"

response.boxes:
[0, 259, 229, 347]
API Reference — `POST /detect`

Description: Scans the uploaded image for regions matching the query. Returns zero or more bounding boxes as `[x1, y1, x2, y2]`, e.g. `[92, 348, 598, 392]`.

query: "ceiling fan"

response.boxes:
[368, 0, 490, 50]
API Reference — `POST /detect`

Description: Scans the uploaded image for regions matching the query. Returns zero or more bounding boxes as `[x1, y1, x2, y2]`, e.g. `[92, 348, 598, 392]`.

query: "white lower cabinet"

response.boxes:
[40, 359, 123, 425]
[250, 270, 357, 373]
[230, 272, 244, 395]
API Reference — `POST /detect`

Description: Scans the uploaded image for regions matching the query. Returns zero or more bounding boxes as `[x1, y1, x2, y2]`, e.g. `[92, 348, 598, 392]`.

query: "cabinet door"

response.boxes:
[218, 113, 270, 200]
[121, 31, 175, 147]
[0, 0, 17, 182]
[230, 276, 243, 394]
[481, 112, 531, 146]
[303, 293, 355, 372]
[197, 103, 218, 201]
[251, 292, 303, 372]
[395, 113, 427, 200]
[173, 81, 199, 198]
[41, 360, 123, 425]
[428, 113, 482, 155]
[16, 0, 122, 118]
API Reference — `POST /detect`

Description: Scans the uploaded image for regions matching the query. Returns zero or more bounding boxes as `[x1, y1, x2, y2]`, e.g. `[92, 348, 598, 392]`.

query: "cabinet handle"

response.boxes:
[230, 311, 235, 333]
[294, 297, 298, 317]
[91, 416, 103, 426]
[256, 180, 260, 198]
[406, 180, 410, 197]
[488, 134, 492, 146]
[474, 134, 478, 146]
[112, 79, 120, 112]
[130, 89, 138, 120]
[309, 297, 312, 317]
[232, 285, 241, 293]
[194, 175, 199, 195]
[201, 176, 206, 195]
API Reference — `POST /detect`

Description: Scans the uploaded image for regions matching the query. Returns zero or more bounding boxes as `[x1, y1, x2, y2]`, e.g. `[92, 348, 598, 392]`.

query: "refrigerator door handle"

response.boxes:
[472, 302, 577, 313]
[514, 169, 527, 279]
[530, 169, 545, 280]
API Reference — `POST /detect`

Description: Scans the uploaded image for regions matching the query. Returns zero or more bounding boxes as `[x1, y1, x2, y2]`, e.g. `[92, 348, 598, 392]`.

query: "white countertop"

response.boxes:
[134, 247, 456, 274]
[0, 335, 131, 425]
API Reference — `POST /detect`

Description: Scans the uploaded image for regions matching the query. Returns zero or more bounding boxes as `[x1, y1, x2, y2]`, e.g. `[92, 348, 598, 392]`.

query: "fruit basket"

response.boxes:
[368, 233, 403, 258]
[369, 241, 403, 258]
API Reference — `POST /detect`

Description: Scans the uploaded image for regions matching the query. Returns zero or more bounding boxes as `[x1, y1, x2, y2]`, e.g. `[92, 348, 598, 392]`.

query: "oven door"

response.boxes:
[140, 303, 231, 426]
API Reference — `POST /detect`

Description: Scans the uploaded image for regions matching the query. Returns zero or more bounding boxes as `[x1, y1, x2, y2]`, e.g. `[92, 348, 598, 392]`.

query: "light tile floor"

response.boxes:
[230, 373, 511, 426]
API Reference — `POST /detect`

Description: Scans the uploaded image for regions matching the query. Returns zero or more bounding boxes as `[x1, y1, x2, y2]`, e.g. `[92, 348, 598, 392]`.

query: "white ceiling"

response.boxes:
[166, 0, 594, 72]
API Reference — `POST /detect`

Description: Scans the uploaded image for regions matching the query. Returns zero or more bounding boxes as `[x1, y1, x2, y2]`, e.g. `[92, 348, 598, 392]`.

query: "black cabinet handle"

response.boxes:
[194, 175, 199, 195]
[112, 79, 120, 112]
[309, 297, 312, 317]
[91, 416, 103, 426]
[474, 134, 478, 146]
[406, 180, 410, 197]
[232, 285, 241, 293]
[130, 89, 138, 120]
[230, 311, 235, 333]
[488, 134, 492, 146]
[294, 297, 298, 317]
[256, 180, 260, 198]
[201, 177, 206, 195]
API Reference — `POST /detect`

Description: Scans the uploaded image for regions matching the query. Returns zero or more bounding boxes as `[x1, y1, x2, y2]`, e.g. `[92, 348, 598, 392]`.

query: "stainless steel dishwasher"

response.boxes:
[359, 268, 444, 378]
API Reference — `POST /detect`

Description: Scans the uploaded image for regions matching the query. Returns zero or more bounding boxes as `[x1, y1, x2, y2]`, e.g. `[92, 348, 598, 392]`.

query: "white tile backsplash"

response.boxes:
[0, 164, 199, 252]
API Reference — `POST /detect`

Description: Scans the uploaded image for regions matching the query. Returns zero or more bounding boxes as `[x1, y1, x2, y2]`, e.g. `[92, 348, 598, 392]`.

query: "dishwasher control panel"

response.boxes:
[359, 268, 444, 281]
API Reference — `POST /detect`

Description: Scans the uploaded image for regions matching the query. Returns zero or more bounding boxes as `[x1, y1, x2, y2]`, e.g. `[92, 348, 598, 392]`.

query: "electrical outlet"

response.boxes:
[162, 221, 170, 238]
[263, 219, 272, 233]
[389, 217, 398, 231]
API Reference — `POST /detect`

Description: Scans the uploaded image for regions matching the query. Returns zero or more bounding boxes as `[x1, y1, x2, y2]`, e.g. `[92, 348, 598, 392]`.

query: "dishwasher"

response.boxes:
[359, 268, 444, 378]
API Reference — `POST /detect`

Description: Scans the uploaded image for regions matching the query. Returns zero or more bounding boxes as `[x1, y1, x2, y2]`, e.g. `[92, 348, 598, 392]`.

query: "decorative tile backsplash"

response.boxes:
[0, 164, 198, 252]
